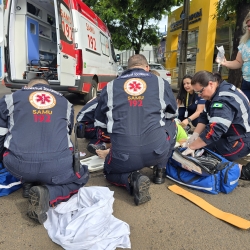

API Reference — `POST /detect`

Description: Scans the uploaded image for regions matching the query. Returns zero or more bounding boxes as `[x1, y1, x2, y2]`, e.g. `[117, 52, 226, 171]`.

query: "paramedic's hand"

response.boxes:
[181, 141, 188, 148]
[182, 147, 195, 157]
[187, 132, 199, 144]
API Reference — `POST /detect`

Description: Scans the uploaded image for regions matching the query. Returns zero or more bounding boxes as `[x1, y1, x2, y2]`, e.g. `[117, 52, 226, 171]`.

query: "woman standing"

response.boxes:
[176, 75, 205, 128]
[218, 12, 250, 100]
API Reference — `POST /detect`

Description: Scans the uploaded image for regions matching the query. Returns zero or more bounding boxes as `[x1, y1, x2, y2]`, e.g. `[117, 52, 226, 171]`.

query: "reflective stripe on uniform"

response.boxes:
[165, 113, 176, 119]
[4, 94, 14, 148]
[0, 127, 8, 135]
[67, 102, 73, 148]
[77, 103, 98, 122]
[94, 120, 107, 128]
[219, 91, 250, 132]
[203, 106, 211, 120]
[157, 77, 166, 126]
[230, 85, 236, 91]
[106, 80, 114, 133]
[209, 117, 231, 128]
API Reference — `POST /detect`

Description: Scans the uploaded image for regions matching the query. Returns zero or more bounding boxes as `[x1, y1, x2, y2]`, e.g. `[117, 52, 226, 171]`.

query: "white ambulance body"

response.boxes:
[0, 0, 118, 102]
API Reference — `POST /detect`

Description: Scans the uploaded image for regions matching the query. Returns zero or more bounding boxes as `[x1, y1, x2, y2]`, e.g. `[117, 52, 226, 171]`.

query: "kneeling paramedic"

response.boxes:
[95, 54, 177, 205]
[76, 93, 111, 155]
[0, 78, 89, 224]
[182, 71, 250, 179]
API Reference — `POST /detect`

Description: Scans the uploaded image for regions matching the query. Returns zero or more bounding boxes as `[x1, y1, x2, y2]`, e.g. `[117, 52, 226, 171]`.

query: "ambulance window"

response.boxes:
[100, 33, 109, 57]
[30, 23, 36, 34]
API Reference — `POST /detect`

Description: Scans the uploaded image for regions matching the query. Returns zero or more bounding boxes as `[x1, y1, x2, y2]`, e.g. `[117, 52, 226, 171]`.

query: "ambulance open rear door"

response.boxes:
[55, 0, 76, 86]
[0, 0, 4, 81]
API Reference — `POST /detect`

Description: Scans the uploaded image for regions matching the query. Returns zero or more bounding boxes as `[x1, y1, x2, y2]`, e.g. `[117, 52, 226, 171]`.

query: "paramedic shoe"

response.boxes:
[27, 186, 50, 224]
[22, 182, 34, 198]
[87, 143, 106, 155]
[240, 163, 250, 180]
[130, 171, 151, 206]
[153, 166, 166, 184]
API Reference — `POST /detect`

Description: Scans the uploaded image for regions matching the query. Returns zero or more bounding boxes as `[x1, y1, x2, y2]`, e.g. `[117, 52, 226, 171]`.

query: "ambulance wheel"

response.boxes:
[84, 79, 97, 103]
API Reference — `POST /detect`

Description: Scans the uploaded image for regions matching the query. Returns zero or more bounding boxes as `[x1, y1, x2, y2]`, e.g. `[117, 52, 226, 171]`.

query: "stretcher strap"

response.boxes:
[168, 185, 250, 229]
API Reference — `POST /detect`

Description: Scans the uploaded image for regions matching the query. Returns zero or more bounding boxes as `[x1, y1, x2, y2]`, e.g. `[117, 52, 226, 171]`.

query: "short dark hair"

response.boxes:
[127, 54, 148, 69]
[191, 71, 222, 86]
[27, 77, 50, 87]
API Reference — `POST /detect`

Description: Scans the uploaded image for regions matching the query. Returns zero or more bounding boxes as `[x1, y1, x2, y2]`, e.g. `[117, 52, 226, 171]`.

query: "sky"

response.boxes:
[157, 6, 180, 33]
[158, 16, 168, 33]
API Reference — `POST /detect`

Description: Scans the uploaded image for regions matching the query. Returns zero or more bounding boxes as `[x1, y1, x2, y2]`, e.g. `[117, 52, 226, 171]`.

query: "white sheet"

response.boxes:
[44, 186, 131, 250]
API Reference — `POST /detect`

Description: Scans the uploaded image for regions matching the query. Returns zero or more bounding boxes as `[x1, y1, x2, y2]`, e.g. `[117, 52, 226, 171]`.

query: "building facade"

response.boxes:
[165, 0, 233, 78]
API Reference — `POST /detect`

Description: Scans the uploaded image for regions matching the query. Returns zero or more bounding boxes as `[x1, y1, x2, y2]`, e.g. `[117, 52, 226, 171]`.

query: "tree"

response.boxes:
[84, 0, 181, 53]
[215, 0, 250, 87]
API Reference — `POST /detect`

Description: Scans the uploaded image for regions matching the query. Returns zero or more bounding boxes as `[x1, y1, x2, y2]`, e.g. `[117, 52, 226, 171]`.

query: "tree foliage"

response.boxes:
[215, 0, 250, 86]
[84, 0, 182, 53]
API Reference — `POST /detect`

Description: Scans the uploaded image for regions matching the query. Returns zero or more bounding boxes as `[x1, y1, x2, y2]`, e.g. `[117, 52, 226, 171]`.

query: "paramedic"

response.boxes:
[76, 94, 111, 154]
[76, 96, 99, 140]
[96, 120, 188, 159]
[182, 71, 250, 180]
[0, 78, 89, 224]
[95, 54, 177, 206]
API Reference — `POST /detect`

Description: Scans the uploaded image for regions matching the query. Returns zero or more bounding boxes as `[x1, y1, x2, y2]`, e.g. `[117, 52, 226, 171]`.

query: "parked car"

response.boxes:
[118, 63, 171, 85]
[148, 63, 171, 84]
[117, 65, 127, 76]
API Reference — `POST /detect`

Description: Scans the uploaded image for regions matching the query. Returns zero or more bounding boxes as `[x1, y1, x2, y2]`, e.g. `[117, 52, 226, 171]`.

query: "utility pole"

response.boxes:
[178, 0, 190, 88]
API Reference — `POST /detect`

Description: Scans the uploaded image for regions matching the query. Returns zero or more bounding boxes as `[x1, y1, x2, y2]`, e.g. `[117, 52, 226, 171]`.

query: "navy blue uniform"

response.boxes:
[95, 68, 177, 192]
[76, 97, 110, 144]
[76, 97, 99, 139]
[0, 84, 89, 205]
[178, 93, 206, 126]
[198, 81, 250, 161]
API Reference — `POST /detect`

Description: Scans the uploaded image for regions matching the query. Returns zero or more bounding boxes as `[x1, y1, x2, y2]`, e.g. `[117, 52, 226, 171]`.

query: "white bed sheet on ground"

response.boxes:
[44, 186, 131, 250]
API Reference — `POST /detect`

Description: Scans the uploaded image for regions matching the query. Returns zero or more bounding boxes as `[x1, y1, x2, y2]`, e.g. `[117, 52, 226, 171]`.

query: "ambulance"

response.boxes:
[0, 0, 118, 102]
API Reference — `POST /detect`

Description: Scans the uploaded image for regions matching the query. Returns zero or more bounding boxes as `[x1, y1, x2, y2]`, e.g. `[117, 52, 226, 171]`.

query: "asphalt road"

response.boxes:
[0, 83, 250, 250]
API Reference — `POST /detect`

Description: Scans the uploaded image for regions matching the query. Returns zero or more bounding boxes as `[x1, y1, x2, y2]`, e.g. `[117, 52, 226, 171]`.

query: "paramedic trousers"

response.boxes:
[3, 149, 89, 206]
[206, 135, 250, 161]
[103, 127, 175, 192]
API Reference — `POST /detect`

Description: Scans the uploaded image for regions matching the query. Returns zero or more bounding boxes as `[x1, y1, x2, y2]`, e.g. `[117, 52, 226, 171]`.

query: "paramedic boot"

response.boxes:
[240, 163, 250, 180]
[27, 186, 50, 224]
[130, 171, 151, 206]
[153, 166, 166, 184]
[87, 143, 106, 155]
[22, 182, 34, 198]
